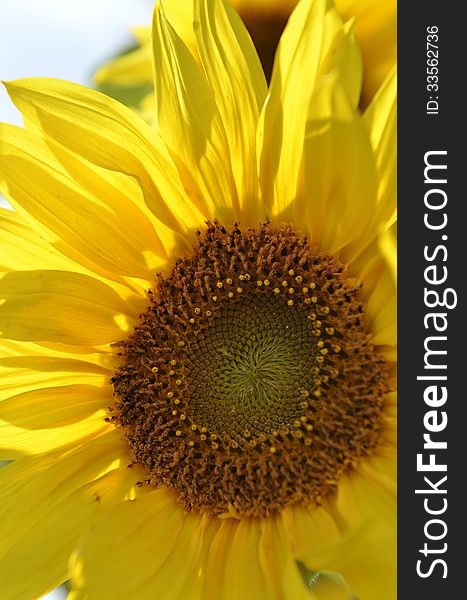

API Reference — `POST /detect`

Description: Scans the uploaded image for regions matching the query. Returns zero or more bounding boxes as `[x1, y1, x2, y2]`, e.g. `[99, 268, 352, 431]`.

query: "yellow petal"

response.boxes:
[314, 18, 363, 110]
[378, 220, 397, 282]
[0, 336, 114, 362]
[282, 504, 359, 598]
[68, 486, 323, 600]
[326, 462, 396, 600]
[339, 520, 396, 600]
[281, 447, 396, 599]
[194, 0, 267, 224]
[258, 0, 359, 219]
[69, 488, 198, 600]
[0, 446, 136, 600]
[0, 384, 112, 459]
[200, 519, 237, 600]
[335, 0, 396, 107]
[349, 229, 396, 347]
[259, 516, 320, 599]
[0, 384, 107, 425]
[3, 78, 205, 236]
[0, 207, 78, 272]
[204, 519, 273, 600]
[0, 205, 152, 315]
[366, 263, 396, 348]
[282, 502, 344, 568]
[206, 516, 321, 599]
[94, 43, 153, 86]
[152, 2, 239, 225]
[0, 123, 167, 279]
[337, 495, 395, 598]
[0, 349, 111, 402]
[342, 68, 397, 260]
[132, 25, 152, 47]
[364, 67, 397, 225]
[297, 74, 378, 253]
[0, 431, 130, 551]
[0, 270, 132, 345]
[29, 121, 180, 263]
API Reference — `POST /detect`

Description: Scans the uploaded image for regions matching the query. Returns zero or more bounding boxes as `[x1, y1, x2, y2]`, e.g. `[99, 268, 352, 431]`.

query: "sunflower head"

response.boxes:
[111, 221, 389, 518]
[0, 1, 396, 598]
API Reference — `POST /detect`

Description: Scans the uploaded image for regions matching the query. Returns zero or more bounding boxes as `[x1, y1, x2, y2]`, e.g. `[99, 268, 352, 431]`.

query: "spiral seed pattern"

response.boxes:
[111, 222, 388, 517]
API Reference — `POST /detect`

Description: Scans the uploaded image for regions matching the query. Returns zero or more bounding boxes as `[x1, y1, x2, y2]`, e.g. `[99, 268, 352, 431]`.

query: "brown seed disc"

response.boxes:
[111, 222, 389, 517]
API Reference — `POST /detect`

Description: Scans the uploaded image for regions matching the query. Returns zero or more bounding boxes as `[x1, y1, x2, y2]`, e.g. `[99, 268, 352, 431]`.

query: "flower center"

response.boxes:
[185, 292, 318, 440]
[111, 223, 388, 517]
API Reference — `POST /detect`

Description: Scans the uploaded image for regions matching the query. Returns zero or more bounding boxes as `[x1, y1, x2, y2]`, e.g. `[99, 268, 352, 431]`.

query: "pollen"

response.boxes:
[111, 222, 389, 518]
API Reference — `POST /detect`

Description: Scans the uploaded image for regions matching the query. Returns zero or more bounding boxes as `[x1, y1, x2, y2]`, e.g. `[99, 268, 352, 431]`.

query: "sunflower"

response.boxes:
[0, 0, 396, 599]
[94, 0, 395, 108]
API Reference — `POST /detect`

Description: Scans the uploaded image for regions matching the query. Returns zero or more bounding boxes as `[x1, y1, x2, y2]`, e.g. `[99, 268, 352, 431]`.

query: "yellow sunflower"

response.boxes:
[94, 0, 395, 108]
[0, 0, 396, 599]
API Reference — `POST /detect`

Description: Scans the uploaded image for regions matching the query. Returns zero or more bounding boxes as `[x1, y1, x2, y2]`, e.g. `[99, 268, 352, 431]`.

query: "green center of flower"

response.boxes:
[185, 293, 318, 441]
[111, 222, 388, 517]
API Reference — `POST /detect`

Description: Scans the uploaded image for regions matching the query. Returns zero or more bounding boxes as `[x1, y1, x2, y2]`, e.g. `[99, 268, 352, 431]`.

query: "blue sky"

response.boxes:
[0, 0, 153, 208]
[0, 0, 153, 124]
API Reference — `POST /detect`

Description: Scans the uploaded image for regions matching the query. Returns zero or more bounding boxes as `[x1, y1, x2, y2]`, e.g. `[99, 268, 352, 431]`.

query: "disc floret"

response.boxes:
[111, 223, 388, 517]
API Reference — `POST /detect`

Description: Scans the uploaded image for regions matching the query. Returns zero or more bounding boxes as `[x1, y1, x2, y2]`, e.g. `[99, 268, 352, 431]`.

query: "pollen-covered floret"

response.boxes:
[111, 222, 389, 517]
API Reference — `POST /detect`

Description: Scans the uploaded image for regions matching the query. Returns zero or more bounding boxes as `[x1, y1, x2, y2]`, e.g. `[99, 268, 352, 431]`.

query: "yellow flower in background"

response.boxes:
[0, 0, 396, 598]
[334, 0, 396, 105]
[94, 0, 395, 108]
